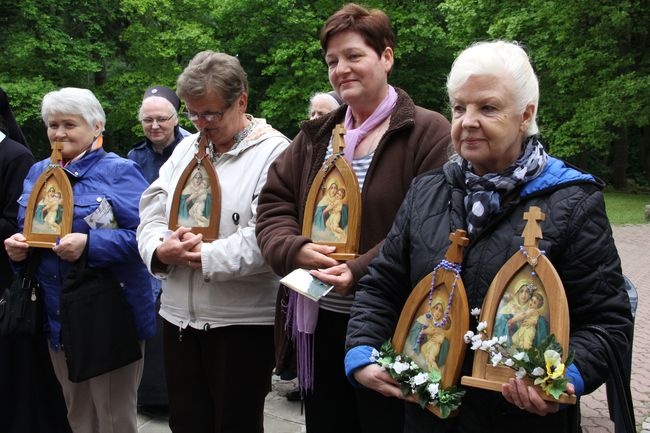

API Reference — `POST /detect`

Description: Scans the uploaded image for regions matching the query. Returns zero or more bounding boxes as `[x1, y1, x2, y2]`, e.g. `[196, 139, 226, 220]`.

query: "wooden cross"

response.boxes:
[50, 141, 64, 165]
[332, 124, 346, 154]
[522, 206, 545, 247]
[444, 229, 469, 264]
[195, 134, 209, 160]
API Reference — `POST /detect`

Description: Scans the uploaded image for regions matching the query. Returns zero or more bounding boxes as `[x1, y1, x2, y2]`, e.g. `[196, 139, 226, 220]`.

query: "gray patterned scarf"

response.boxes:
[457, 136, 548, 236]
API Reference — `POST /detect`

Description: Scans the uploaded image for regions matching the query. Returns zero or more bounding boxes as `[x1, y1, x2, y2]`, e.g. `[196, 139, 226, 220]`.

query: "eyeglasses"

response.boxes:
[140, 113, 176, 125]
[182, 109, 226, 123]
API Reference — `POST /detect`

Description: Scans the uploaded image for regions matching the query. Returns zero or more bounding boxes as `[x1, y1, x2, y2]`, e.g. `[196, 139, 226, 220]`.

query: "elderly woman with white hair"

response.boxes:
[344, 41, 633, 432]
[5, 87, 155, 433]
[308, 91, 342, 120]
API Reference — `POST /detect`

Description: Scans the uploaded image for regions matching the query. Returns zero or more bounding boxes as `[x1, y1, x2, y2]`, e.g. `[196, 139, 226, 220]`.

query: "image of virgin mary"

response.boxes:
[312, 179, 348, 242]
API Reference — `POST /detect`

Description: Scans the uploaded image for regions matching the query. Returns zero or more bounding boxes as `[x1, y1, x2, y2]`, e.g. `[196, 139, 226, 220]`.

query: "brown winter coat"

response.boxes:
[255, 88, 450, 370]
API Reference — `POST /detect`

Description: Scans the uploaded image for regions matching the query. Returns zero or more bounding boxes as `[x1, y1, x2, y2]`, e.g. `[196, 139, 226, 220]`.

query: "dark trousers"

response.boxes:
[404, 387, 578, 433]
[0, 335, 71, 433]
[304, 308, 404, 433]
[163, 320, 275, 433]
[138, 297, 168, 406]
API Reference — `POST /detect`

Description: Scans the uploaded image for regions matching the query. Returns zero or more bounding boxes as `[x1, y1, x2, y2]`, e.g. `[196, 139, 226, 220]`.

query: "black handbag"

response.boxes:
[60, 243, 141, 382]
[583, 324, 636, 433]
[0, 251, 42, 337]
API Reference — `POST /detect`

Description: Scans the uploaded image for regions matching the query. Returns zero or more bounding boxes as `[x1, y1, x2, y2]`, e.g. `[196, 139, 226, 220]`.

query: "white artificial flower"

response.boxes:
[477, 321, 488, 332]
[532, 367, 545, 377]
[470, 335, 483, 350]
[504, 358, 515, 367]
[392, 361, 410, 374]
[412, 372, 429, 386]
[470, 307, 481, 317]
[480, 339, 497, 351]
[516, 367, 527, 379]
[464, 330, 475, 343]
[513, 351, 529, 362]
[427, 382, 440, 398]
[498, 336, 508, 345]
[370, 348, 380, 362]
[491, 352, 503, 367]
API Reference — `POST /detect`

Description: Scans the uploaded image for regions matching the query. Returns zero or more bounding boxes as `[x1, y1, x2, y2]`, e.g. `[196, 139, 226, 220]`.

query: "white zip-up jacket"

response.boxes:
[137, 118, 290, 330]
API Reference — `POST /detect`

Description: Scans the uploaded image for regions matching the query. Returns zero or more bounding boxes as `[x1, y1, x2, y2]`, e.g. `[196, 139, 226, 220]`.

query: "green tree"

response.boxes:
[1, 0, 647, 187]
[0, 0, 127, 159]
[440, 0, 650, 187]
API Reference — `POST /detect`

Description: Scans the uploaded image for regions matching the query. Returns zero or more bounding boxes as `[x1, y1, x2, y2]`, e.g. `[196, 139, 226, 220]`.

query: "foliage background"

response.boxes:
[1, 0, 648, 189]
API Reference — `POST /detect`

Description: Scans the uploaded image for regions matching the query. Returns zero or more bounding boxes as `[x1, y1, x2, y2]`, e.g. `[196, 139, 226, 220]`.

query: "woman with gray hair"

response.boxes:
[344, 40, 632, 432]
[309, 91, 342, 120]
[4, 87, 155, 433]
[137, 51, 290, 433]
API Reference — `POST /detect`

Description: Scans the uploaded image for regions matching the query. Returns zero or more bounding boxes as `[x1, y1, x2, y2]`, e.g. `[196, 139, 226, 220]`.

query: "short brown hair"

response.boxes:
[319, 3, 395, 58]
[176, 51, 248, 107]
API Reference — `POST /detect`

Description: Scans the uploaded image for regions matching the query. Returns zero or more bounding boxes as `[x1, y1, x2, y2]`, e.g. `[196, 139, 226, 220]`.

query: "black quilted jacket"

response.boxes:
[347, 158, 633, 432]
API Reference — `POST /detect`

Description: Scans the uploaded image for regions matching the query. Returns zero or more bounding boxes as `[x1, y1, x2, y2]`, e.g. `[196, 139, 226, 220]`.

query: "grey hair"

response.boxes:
[138, 96, 177, 121]
[176, 51, 248, 107]
[309, 92, 342, 115]
[446, 40, 539, 136]
[41, 87, 106, 131]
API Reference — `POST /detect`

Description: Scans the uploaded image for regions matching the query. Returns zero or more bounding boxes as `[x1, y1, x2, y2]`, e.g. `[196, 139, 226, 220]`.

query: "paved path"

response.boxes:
[581, 225, 650, 433]
[138, 224, 650, 433]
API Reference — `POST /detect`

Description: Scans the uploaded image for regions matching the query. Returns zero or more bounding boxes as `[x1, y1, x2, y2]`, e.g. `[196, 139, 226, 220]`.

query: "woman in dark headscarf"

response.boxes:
[0, 87, 71, 433]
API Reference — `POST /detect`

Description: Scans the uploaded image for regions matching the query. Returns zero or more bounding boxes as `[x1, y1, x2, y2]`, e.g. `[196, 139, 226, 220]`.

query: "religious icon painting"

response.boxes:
[493, 274, 550, 355]
[169, 135, 221, 241]
[24, 141, 73, 248]
[392, 230, 470, 417]
[461, 206, 576, 404]
[302, 124, 361, 261]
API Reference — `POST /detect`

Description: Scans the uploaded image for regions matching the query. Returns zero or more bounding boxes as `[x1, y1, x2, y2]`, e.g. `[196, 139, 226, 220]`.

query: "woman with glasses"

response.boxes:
[128, 86, 192, 184]
[137, 51, 290, 433]
[255, 3, 450, 433]
[128, 86, 194, 413]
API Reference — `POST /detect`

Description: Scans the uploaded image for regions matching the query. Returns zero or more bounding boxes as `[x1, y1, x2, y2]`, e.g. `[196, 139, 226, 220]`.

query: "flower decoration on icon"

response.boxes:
[372, 341, 465, 418]
[464, 308, 574, 400]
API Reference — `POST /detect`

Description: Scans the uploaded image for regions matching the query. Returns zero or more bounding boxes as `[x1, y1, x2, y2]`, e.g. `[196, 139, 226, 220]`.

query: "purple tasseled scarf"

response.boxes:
[286, 290, 319, 393]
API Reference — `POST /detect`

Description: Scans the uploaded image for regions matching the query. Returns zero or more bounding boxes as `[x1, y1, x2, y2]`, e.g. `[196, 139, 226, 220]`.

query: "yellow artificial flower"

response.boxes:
[544, 349, 565, 379]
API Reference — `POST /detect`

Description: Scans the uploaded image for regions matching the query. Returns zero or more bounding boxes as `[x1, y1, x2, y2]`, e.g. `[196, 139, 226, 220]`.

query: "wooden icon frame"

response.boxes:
[302, 124, 361, 261]
[392, 230, 470, 417]
[461, 207, 576, 404]
[168, 136, 221, 242]
[24, 166, 74, 248]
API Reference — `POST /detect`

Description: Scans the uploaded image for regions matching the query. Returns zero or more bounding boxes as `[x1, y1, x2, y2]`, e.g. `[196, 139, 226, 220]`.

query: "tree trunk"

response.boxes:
[643, 126, 650, 185]
[611, 126, 628, 190]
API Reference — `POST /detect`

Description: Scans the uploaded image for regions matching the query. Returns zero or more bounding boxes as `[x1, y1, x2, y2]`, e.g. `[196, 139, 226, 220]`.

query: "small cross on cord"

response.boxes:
[522, 206, 545, 248]
[195, 134, 209, 160]
[332, 124, 346, 154]
[445, 229, 469, 264]
[50, 141, 64, 165]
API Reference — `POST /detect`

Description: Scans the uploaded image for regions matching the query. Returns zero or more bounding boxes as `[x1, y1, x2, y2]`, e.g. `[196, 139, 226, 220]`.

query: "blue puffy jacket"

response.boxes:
[17, 148, 156, 350]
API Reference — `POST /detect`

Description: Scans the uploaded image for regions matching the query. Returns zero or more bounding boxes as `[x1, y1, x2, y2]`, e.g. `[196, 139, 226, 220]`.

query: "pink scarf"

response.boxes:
[342, 85, 397, 162]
